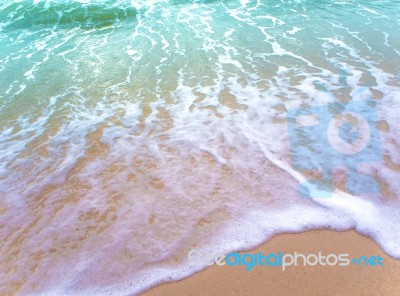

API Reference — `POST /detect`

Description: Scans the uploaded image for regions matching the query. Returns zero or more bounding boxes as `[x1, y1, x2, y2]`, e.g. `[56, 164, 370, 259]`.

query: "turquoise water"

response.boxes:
[0, 1, 399, 295]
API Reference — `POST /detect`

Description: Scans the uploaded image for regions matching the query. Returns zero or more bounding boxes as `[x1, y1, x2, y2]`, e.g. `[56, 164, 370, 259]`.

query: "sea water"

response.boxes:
[0, 0, 399, 295]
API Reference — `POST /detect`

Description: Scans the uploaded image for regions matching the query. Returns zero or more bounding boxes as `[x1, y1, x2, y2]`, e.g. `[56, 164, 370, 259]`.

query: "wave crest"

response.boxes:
[0, 1, 137, 31]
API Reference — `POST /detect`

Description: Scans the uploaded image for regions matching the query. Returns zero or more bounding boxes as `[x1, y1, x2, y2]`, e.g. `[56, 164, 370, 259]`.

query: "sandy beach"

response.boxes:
[1, 1, 399, 295]
[144, 230, 400, 296]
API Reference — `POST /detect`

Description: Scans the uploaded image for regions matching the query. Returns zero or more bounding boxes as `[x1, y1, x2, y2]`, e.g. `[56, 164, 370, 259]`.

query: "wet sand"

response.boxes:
[143, 230, 400, 296]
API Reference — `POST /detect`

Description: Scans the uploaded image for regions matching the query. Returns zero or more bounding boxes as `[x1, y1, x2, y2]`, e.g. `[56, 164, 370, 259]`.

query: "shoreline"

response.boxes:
[143, 229, 400, 296]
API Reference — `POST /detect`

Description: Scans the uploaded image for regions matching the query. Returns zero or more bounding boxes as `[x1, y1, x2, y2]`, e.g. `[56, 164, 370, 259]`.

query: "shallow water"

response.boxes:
[0, 0, 399, 295]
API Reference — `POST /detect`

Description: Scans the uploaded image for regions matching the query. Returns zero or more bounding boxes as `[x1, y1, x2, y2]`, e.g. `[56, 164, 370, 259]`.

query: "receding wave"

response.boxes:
[0, 0, 399, 295]
[0, 1, 137, 31]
